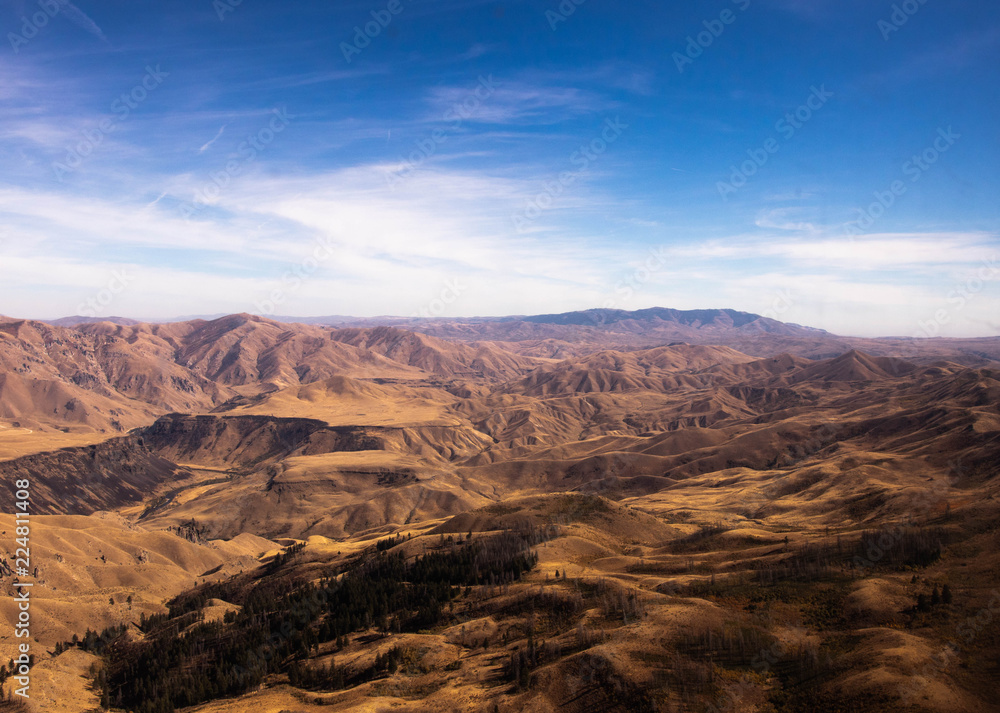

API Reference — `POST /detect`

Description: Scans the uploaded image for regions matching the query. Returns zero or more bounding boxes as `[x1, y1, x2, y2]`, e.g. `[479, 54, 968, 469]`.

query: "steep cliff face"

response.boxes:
[140, 414, 384, 467]
[0, 412, 491, 518]
[0, 435, 187, 514]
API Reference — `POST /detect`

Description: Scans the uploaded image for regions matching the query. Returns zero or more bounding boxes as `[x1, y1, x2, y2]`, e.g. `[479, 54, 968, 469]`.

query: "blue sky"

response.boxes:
[1, 0, 998, 336]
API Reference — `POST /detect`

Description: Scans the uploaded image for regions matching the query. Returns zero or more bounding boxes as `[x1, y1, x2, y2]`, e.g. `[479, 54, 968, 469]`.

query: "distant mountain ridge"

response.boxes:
[44, 315, 144, 328]
[41, 306, 798, 325]
[269, 306, 828, 334]
[41, 306, 827, 336]
[520, 307, 784, 328]
[24, 306, 1000, 366]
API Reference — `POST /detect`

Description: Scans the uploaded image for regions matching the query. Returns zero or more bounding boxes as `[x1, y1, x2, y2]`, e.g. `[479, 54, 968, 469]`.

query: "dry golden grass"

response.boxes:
[0, 422, 108, 461]
[0, 513, 275, 667]
[225, 376, 462, 428]
[1, 317, 999, 711]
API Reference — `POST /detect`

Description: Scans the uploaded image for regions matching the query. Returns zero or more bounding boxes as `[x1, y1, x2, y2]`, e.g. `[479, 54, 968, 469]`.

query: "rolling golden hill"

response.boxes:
[1, 311, 998, 712]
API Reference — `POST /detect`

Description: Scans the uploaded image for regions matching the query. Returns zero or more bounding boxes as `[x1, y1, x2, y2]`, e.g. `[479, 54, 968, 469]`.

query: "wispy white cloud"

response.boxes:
[425, 81, 608, 125]
[198, 125, 226, 153]
[456, 43, 491, 61]
[754, 208, 818, 232]
[678, 232, 998, 271]
[0, 120, 80, 149]
[4, 158, 996, 337]
[0, 5, 995, 338]
[55, 0, 108, 42]
[0, 164, 623, 318]
[233, 66, 391, 92]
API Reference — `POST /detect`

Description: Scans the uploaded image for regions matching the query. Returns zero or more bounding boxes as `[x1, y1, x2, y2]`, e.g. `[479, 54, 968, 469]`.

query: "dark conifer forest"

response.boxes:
[68, 530, 539, 713]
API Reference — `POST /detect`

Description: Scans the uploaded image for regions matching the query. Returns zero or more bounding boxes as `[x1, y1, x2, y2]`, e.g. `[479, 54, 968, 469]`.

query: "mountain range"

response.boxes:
[0, 307, 998, 712]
